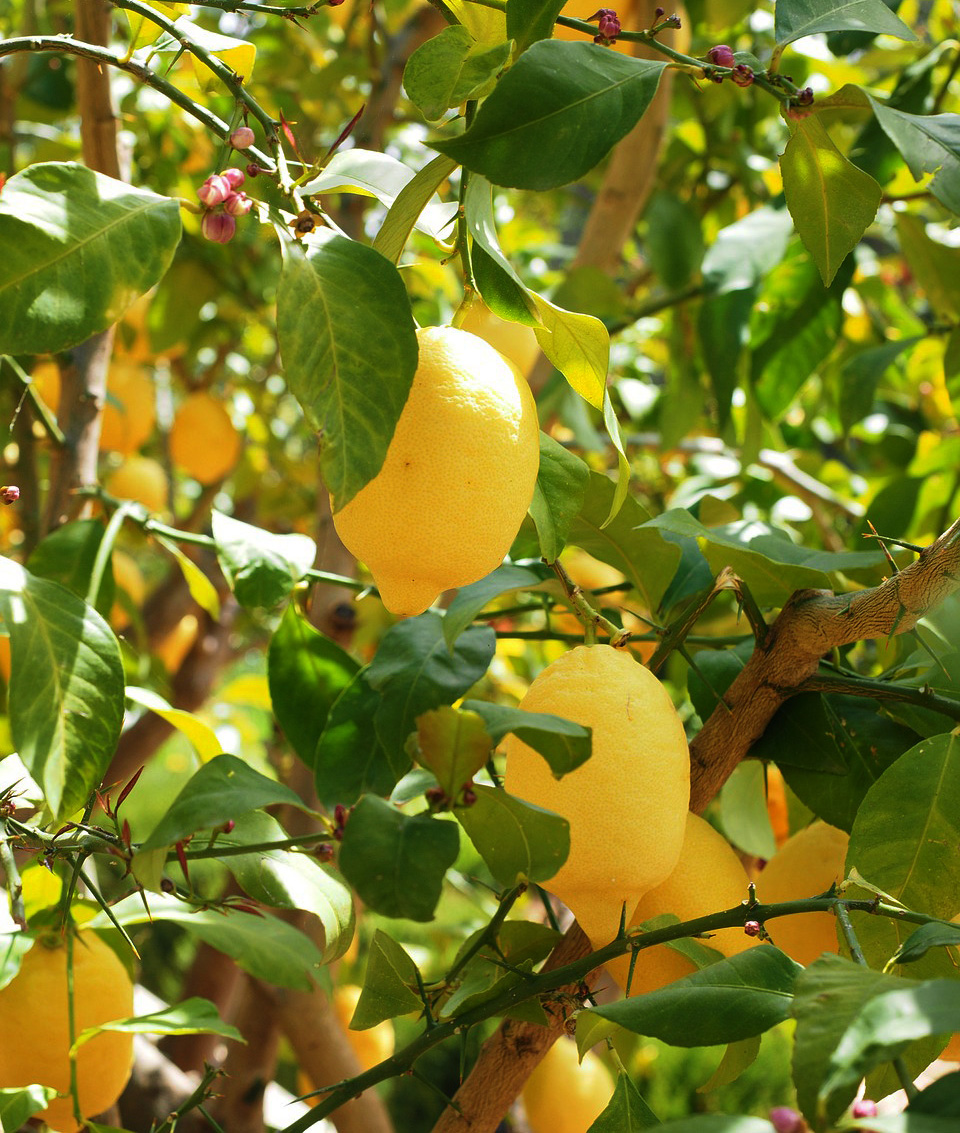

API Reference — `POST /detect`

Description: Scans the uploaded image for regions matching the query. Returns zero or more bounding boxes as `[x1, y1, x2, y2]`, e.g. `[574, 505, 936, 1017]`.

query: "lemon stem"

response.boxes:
[549, 560, 627, 646]
[449, 103, 478, 329]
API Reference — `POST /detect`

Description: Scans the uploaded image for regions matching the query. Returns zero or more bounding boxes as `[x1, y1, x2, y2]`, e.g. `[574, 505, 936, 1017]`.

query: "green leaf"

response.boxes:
[907, 1072, 960, 1116]
[849, 1117, 960, 1133]
[434, 41, 665, 190]
[443, 562, 555, 646]
[276, 233, 419, 510]
[267, 603, 360, 767]
[372, 154, 459, 264]
[220, 811, 355, 964]
[568, 473, 681, 613]
[472, 243, 538, 324]
[506, 0, 564, 53]
[456, 783, 569, 886]
[412, 707, 492, 800]
[791, 953, 912, 1128]
[338, 795, 460, 921]
[153, 534, 221, 619]
[530, 433, 591, 563]
[0, 557, 124, 820]
[588, 1071, 660, 1131]
[140, 753, 308, 851]
[719, 762, 776, 860]
[73, 997, 244, 1051]
[314, 667, 397, 807]
[698, 289, 753, 427]
[211, 510, 315, 609]
[352, 929, 423, 1026]
[530, 290, 610, 410]
[0, 1086, 58, 1132]
[846, 732, 960, 979]
[891, 921, 960, 966]
[622, 1118, 772, 1133]
[585, 946, 801, 1046]
[0, 933, 35, 992]
[26, 520, 115, 619]
[645, 192, 704, 291]
[781, 115, 882, 286]
[367, 613, 495, 769]
[698, 1036, 762, 1094]
[896, 213, 960, 319]
[101, 896, 327, 990]
[703, 207, 794, 294]
[126, 686, 222, 762]
[0, 162, 181, 354]
[404, 27, 511, 121]
[462, 700, 591, 776]
[774, 0, 916, 46]
[867, 98, 960, 215]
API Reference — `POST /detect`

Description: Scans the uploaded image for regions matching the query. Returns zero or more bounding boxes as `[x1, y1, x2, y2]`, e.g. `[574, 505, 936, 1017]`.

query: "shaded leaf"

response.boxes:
[774, 0, 915, 45]
[353, 929, 423, 1026]
[443, 562, 555, 646]
[530, 433, 591, 563]
[26, 520, 114, 618]
[698, 1036, 762, 1094]
[891, 921, 960, 966]
[588, 1071, 660, 1131]
[314, 667, 396, 807]
[73, 997, 243, 1050]
[462, 699, 591, 776]
[506, 0, 565, 53]
[456, 783, 569, 886]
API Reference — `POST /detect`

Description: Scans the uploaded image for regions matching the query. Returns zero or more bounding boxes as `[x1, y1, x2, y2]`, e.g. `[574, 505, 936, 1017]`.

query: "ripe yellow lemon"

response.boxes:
[105, 456, 169, 514]
[504, 644, 690, 946]
[0, 931, 135, 1133]
[332, 985, 395, 1071]
[156, 613, 200, 673]
[459, 304, 540, 378]
[522, 1039, 613, 1133]
[30, 360, 62, 414]
[110, 549, 147, 632]
[607, 812, 754, 995]
[756, 821, 850, 966]
[332, 326, 540, 617]
[170, 392, 242, 485]
[99, 362, 155, 455]
[0, 634, 10, 684]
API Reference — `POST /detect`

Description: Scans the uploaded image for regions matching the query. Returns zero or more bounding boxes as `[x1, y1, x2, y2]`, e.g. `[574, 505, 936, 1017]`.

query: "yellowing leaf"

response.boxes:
[444, 0, 507, 44]
[126, 685, 222, 762]
[530, 292, 609, 409]
[172, 18, 256, 88]
[123, 2, 189, 54]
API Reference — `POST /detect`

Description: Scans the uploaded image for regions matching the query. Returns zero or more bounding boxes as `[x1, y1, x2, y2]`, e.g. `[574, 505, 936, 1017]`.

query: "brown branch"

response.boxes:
[209, 977, 282, 1133]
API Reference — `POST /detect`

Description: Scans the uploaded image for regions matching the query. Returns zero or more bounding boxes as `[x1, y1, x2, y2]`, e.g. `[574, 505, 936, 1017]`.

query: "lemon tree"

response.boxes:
[3, 0, 960, 1131]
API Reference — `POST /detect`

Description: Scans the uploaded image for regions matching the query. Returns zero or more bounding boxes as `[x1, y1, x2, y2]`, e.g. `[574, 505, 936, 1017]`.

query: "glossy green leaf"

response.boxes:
[774, 0, 915, 45]
[338, 795, 460, 921]
[26, 520, 115, 618]
[413, 707, 492, 800]
[211, 509, 315, 609]
[91, 894, 326, 990]
[506, 0, 564, 52]
[73, 997, 243, 1051]
[434, 41, 665, 190]
[0, 1086, 58, 1132]
[569, 473, 681, 613]
[847, 732, 960, 979]
[891, 921, 960, 966]
[276, 233, 419, 510]
[719, 762, 776, 860]
[613, 1119, 772, 1133]
[352, 929, 423, 1026]
[404, 27, 511, 121]
[702, 207, 793, 294]
[0, 162, 181, 354]
[0, 556, 124, 820]
[472, 242, 538, 324]
[867, 98, 960, 215]
[530, 290, 609, 410]
[456, 783, 569, 886]
[588, 1071, 659, 1131]
[698, 289, 754, 426]
[586, 946, 801, 1046]
[530, 433, 591, 563]
[221, 811, 355, 964]
[267, 602, 360, 767]
[462, 699, 591, 776]
[698, 1036, 762, 1094]
[781, 115, 881, 286]
[443, 562, 556, 646]
[313, 667, 396, 807]
[140, 753, 307, 851]
[372, 154, 459, 263]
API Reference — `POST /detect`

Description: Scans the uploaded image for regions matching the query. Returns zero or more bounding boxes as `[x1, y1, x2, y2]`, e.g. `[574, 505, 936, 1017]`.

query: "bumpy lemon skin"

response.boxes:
[332, 326, 540, 617]
[0, 931, 135, 1133]
[756, 820, 850, 966]
[607, 812, 755, 995]
[504, 645, 690, 946]
[522, 1039, 613, 1133]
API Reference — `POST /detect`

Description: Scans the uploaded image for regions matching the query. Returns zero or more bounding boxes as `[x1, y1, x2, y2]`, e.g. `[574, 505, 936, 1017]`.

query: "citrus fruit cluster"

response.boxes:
[332, 325, 540, 617]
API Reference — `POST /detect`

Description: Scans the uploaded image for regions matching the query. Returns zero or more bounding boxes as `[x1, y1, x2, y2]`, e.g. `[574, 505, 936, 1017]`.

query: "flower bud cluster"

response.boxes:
[589, 8, 621, 45]
[705, 44, 754, 86]
[197, 167, 254, 244]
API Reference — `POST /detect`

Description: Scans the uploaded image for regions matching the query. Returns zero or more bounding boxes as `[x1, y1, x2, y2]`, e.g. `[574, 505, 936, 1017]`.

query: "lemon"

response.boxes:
[105, 455, 169, 514]
[99, 362, 155, 455]
[504, 645, 690, 945]
[607, 812, 754, 995]
[110, 549, 147, 632]
[459, 303, 540, 378]
[170, 392, 242, 484]
[332, 326, 540, 617]
[0, 930, 135, 1133]
[332, 985, 395, 1071]
[756, 821, 849, 966]
[155, 613, 200, 673]
[522, 1039, 613, 1133]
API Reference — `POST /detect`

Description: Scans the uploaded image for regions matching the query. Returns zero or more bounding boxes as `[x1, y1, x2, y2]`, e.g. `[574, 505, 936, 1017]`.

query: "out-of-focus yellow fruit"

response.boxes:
[0, 634, 10, 683]
[522, 1039, 613, 1133]
[756, 821, 850, 966]
[30, 360, 62, 414]
[0, 930, 135, 1133]
[332, 985, 395, 1071]
[105, 456, 169, 514]
[156, 614, 200, 673]
[99, 362, 155, 455]
[332, 326, 540, 617]
[766, 764, 790, 850]
[110, 550, 147, 631]
[169, 392, 242, 485]
[941, 917, 960, 1059]
[459, 304, 540, 378]
[607, 812, 754, 995]
[504, 644, 690, 945]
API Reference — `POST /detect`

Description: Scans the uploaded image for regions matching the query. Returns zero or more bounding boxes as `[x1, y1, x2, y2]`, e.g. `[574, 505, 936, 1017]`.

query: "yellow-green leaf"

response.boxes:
[444, 0, 507, 44]
[126, 685, 222, 762]
[530, 292, 608, 409]
[123, 2, 189, 53]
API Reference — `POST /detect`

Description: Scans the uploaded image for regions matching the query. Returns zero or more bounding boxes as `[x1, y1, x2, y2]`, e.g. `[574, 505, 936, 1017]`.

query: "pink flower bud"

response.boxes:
[197, 174, 231, 208]
[1, 485, 19, 505]
[246, 162, 262, 178]
[744, 920, 762, 937]
[769, 1108, 805, 1133]
[852, 1100, 878, 1118]
[593, 9, 621, 43]
[201, 210, 237, 244]
[229, 126, 256, 149]
[706, 44, 735, 67]
[732, 63, 754, 86]
[223, 191, 253, 217]
[221, 167, 246, 189]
